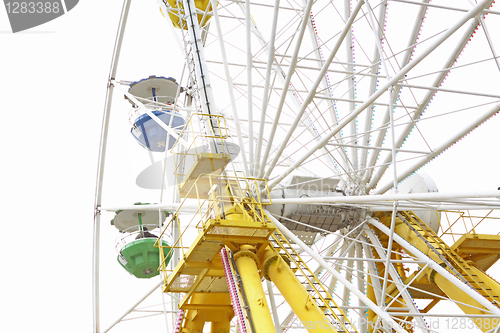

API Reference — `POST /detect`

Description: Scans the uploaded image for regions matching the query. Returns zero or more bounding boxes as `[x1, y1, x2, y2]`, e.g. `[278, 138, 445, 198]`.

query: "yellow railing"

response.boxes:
[439, 209, 500, 244]
[155, 173, 272, 279]
[170, 113, 229, 182]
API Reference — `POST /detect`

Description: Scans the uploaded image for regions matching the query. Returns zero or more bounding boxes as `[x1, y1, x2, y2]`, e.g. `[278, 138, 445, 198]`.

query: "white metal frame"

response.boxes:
[94, 0, 500, 331]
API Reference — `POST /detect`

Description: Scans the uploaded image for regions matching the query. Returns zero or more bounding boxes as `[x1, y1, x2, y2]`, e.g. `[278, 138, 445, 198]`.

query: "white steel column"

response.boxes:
[245, 0, 254, 175]
[267, 280, 283, 333]
[362, 0, 429, 185]
[237, 0, 340, 177]
[364, 226, 431, 332]
[302, 0, 351, 175]
[341, 246, 356, 326]
[364, 1, 401, 307]
[361, 237, 383, 307]
[359, 0, 388, 174]
[93, 1, 132, 332]
[103, 281, 163, 332]
[355, 242, 368, 333]
[345, 0, 358, 171]
[328, 239, 353, 299]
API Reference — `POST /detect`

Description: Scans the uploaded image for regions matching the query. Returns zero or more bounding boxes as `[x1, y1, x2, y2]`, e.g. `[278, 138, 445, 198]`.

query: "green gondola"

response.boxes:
[117, 238, 173, 279]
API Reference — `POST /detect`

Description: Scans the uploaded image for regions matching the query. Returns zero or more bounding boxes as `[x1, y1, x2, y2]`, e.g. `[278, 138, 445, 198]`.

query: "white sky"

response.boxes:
[2, 1, 500, 332]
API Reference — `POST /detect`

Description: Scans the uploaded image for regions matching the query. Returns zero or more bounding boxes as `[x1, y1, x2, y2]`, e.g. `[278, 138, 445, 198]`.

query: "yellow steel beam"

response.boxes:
[182, 293, 233, 333]
[181, 304, 233, 310]
[184, 262, 224, 269]
[204, 234, 270, 244]
[384, 214, 500, 332]
[433, 273, 494, 331]
[422, 299, 440, 313]
[204, 217, 276, 231]
[260, 246, 338, 333]
[179, 269, 210, 309]
[234, 245, 276, 333]
[210, 320, 230, 333]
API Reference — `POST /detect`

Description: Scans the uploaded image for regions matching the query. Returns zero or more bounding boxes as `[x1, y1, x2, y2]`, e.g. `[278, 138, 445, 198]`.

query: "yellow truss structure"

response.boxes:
[154, 114, 500, 333]
[373, 211, 500, 332]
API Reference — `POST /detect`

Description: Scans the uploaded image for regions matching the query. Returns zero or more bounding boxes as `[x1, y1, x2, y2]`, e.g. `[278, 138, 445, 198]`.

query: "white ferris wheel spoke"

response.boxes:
[267, 0, 493, 191]
[367, 9, 491, 191]
[373, 102, 500, 194]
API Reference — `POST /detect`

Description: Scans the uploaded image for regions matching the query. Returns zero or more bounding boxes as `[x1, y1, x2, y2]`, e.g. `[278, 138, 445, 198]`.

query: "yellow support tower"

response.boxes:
[374, 211, 500, 332]
[260, 246, 338, 333]
[234, 245, 276, 333]
[156, 174, 356, 332]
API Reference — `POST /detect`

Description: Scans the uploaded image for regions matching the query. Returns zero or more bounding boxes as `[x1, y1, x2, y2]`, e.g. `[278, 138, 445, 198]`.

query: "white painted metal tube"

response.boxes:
[263, 0, 365, 180]
[360, 0, 389, 171]
[302, 0, 349, 174]
[374, 102, 500, 194]
[103, 281, 163, 332]
[267, 0, 494, 191]
[367, 9, 490, 191]
[93, 1, 132, 332]
[397, 83, 500, 99]
[210, 0, 250, 176]
[368, 217, 500, 315]
[264, 210, 409, 333]
[362, 0, 428, 183]
[267, 280, 283, 333]
[263, 189, 500, 205]
[255, 0, 280, 176]
[364, 226, 430, 332]
[258, 0, 314, 178]
[245, 0, 254, 176]
[345, 0, 358, 171]
[238, 0, 339, 177]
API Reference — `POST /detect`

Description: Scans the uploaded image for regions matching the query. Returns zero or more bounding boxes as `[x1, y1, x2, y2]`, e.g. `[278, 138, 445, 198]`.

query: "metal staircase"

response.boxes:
[269, 227, 358, 333]
[398, 211, 500, 307]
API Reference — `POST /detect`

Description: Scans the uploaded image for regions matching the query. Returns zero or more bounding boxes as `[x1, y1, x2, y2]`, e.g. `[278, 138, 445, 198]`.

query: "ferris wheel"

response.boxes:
[93, 0, 500, 332]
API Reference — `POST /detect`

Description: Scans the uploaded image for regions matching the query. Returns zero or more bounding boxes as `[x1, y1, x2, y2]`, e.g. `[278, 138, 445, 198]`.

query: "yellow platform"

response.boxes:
[162, 217, 276, 310]
[451, 234, 500, 271]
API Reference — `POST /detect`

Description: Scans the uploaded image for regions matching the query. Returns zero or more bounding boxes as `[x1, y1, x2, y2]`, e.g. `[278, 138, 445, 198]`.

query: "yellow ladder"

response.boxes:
[270, 228, 359, 333]
[398, 211, 500, 307]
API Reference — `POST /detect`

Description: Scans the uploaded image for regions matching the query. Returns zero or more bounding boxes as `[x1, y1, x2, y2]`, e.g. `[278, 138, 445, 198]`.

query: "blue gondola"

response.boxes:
[127, 75, 186, 152]
[131, 110, 186, 152]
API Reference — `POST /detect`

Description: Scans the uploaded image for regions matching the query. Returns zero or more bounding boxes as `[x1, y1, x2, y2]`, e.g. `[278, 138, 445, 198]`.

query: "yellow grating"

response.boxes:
[207, 225, 270, 237]
[188, 240, 223, 262]
[451, 234, 500, 271]
[196, 276, 229, 293]
[170, 274, 195, 292]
